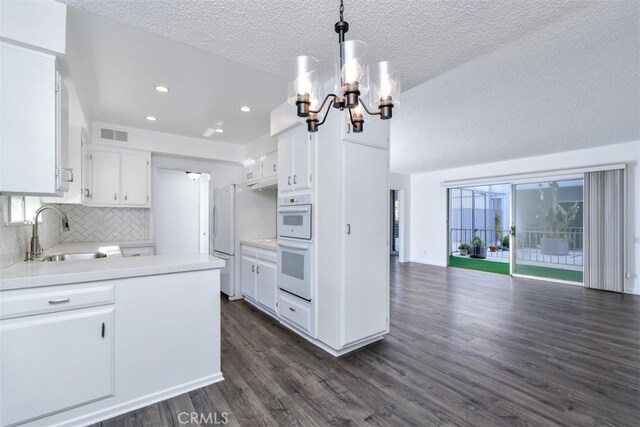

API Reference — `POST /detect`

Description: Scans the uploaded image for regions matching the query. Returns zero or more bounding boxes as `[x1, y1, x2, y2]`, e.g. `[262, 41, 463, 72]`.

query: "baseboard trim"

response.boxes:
[49, 373, 224, 427]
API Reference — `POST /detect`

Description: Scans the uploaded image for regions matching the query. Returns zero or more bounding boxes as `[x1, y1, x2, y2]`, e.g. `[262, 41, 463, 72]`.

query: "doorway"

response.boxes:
[390, 190, 400, 256]
[448, 178, 584, 284]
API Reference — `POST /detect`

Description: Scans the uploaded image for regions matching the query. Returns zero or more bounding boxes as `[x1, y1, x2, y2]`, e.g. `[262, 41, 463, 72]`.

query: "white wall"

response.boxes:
[93, 121, 245, 163]
[389, 172, 411, 262]
[409, 140, 640, 294]
[244, 132, 277, 161]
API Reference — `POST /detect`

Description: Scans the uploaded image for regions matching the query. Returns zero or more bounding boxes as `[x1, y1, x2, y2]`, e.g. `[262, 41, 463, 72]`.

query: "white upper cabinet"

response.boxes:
[120, 151, 150, 206]
[242, 161, 261, 184]
[340, 113, 389, 149]
[278, 126, 311, 193]
[0, 42, 69, 196]
[43, 126, 86, 204]
[84, 146, 150, 207]
[262, 151, 278, 179]
[89, 150, 120, 205]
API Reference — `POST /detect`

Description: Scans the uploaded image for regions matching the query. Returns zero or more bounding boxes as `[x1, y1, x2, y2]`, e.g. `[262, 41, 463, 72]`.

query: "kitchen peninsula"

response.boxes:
[0, 253, 224, 427]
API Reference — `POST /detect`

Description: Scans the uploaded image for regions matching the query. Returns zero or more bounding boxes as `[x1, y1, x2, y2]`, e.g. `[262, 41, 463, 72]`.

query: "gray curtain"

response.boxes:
[584, 169, 625, 292]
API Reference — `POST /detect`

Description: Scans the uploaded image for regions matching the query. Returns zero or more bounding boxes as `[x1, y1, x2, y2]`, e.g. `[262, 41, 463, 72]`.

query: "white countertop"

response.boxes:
[0, 254, 225, 291]
[240, 238, 277, 251]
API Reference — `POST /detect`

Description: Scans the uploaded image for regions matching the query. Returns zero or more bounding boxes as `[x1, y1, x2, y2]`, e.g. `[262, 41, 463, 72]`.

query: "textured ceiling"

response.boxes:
[390, 1, 640, 174]
[61, 0, 590, 91]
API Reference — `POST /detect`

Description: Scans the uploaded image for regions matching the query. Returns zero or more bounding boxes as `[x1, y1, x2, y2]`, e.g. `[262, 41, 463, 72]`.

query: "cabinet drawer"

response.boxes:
[121, 246, 155, 257]
[0, 285, 115, 320]
[278, 292, 311, 333]
[258, 248, 277, 264]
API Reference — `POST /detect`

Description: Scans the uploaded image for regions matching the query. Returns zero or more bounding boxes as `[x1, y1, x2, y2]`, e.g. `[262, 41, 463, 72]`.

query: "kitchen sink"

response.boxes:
[41, 252, 108, 262]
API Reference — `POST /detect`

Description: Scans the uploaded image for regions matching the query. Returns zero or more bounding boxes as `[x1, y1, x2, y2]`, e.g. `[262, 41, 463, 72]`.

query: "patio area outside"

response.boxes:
[449, 181, 584, 283]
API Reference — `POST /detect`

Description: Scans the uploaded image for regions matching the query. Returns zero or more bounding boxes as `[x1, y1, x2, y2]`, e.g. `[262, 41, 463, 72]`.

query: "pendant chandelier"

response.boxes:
[288, 0, 401, 133]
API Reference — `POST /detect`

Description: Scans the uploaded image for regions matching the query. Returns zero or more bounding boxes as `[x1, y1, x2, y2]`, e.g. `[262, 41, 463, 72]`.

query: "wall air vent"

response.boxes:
[100, 127, 129, 142]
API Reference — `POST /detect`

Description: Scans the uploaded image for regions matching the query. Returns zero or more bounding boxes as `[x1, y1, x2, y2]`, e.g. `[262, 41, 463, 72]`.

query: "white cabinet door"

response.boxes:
[342, 143, 389, 345]
[262, 151, 278, 179]
[0, 307, 114, 426]
[242, 164, 252, 184]
[340, 113, 389, 149]
[42, 126, 84, 204]
[292, 130, 311, 191]
[0, 43, 59, 195]
[241, 255, 257, 299]
[121, 151, 149, 205]
[277, 134, 294, 191]
[89, 150, 120, 205]
[256, 260, 277, 312]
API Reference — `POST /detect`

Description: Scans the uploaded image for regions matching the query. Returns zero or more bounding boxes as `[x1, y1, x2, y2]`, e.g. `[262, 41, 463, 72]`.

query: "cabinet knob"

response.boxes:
[114, 193, 117, 201]
[124, 194, 128, 201]
[346, 224, 351, 235]
[289, 307, 296, 312]
[288, 176, 292, 185]
[251, 265, 255, 272]
[273, 164, 277, 172]
[256, 266, 260, 274]
[293, 175, 297, 184]
[48, 298, 70, 304]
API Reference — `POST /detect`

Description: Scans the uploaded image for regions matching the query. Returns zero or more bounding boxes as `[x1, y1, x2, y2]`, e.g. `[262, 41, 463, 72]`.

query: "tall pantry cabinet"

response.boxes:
[312, 111, 390, 354]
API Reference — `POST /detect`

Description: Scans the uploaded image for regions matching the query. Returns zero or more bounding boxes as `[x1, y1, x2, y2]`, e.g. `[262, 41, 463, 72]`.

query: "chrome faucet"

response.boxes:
[25, 206, 70, 261]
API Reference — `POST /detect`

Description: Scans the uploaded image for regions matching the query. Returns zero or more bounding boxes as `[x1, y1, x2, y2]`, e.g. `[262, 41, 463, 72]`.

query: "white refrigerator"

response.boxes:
[213, 184, 276, 300]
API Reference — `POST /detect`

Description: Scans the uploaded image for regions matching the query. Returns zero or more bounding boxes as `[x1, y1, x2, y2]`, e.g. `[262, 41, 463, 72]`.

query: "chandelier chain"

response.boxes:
[339, 0, 344, 21]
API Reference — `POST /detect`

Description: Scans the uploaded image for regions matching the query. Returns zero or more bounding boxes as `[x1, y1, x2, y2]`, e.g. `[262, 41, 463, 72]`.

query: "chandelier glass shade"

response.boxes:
[288, 1, 400, 133]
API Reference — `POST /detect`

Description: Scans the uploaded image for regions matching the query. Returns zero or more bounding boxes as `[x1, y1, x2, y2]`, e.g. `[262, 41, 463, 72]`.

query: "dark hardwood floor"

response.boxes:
[94, 260, 640, 426]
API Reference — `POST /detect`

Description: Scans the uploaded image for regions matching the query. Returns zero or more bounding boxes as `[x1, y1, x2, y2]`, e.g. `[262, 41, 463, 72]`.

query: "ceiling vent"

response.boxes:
[100, 127, 129, 142]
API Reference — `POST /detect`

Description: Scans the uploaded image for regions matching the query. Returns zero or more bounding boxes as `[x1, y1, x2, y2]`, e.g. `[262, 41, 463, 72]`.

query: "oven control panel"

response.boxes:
[278, 194, 312, 206]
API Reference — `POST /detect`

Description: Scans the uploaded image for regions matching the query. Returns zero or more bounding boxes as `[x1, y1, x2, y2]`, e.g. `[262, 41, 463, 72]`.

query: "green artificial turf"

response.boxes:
[448, 256, 510, 275]
[448, 256, 583, 283]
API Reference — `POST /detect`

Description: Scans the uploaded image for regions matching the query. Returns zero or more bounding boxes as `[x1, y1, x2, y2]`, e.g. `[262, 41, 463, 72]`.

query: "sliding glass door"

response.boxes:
[512, 179, 584, 283]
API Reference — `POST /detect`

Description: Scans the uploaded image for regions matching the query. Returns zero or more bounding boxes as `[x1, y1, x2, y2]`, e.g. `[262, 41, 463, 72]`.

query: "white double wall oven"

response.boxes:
[277, 194, 313, 301]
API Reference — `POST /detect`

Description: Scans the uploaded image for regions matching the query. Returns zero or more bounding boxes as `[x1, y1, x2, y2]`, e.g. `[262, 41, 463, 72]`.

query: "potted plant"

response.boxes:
[470, 236, 487, 259]
[539, 182, 579, 256]
[501, 235, 510, 250]
[458, 243, 470, 256]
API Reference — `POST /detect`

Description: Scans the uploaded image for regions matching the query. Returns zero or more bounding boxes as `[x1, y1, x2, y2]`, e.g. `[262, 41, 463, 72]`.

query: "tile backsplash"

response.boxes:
[59, 204, 150, 243]
[0, 199, 61, 269]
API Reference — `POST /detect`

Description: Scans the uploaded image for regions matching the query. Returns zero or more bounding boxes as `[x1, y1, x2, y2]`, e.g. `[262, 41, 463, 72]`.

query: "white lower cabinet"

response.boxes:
[256, 260, 277, 312]
[241, 245, 277, 314]
[0, 306, 115, 426]
[241, 254, 257, 300]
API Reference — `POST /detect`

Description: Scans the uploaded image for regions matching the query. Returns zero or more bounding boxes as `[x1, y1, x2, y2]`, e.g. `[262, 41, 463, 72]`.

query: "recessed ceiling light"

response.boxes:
[146, 116, 157, 121]
[215, 128, 224, 133]
[155, 85, 169, 93]
[240, 106, 251, 112]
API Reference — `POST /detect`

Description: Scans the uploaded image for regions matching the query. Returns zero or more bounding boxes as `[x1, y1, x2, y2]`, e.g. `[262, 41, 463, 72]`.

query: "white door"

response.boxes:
[241, 256, 256, 299]
[0, 307, 114, 426]
[90, 150, 120, 205]
[213, 186, 234, 255]
[277, 134, 294, 191]
[342, 143, 389, 345]
[256, 260, 277, 312]
[155, 169, 201, 255]
[292, 130, 311, 191]
[121, 152, 149, 205]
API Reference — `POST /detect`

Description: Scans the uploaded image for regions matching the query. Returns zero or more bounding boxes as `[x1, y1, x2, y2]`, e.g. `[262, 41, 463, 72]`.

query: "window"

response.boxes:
[1, 196, 42, 225]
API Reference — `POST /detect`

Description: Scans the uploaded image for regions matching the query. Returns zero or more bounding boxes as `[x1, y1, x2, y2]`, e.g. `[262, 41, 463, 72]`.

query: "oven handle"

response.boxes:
[277, 206, 311, 213]
[277, 241, 310, 250]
